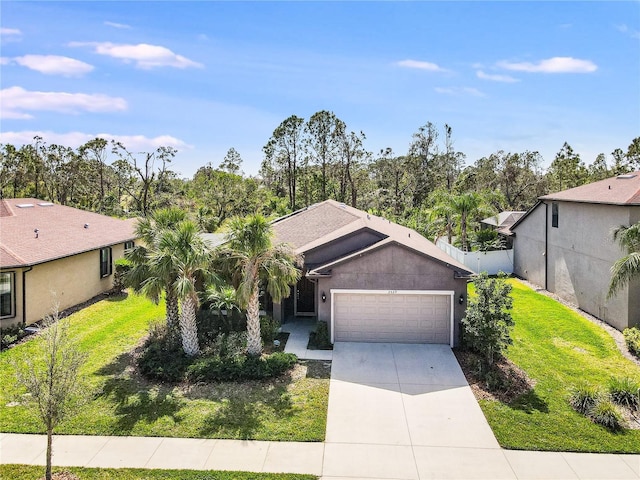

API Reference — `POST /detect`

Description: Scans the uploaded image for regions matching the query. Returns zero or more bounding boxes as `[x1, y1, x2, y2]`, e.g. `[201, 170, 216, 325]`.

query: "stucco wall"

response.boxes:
[315, 243, 468, 346]
[514, 201, 639, 330]
[1, 243, 126, 327]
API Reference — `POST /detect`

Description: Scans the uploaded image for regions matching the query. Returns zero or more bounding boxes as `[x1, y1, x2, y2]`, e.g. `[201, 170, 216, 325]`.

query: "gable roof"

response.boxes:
[0, 198, 137, 268]
[481, 211, 525, 228]
[540, 172, 640, 205]
[272, 199, 473, 276]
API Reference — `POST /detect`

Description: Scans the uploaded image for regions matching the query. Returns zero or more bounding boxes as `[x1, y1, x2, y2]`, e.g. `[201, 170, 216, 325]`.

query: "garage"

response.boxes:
[331, 290, 453, 345]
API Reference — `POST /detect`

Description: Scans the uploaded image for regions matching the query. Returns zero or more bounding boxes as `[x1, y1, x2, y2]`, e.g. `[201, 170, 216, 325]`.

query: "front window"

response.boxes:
[124, 240, 135, 251]
[0, 272, 15, 318]
[551, 202, 559, 228]
[100, 247, 112, 278]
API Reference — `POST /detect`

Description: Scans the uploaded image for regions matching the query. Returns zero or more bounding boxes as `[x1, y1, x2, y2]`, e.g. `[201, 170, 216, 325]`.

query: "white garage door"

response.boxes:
[332, 291, 452, 344]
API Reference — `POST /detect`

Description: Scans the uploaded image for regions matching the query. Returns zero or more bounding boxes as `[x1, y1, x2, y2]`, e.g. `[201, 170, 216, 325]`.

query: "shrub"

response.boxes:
[623, 327, 640, 357]
[590, 398, 625, 431]
[205, 331, 247, 359]
[309, 321, 332, 349]
[187, 352, 297, 382]
[568, 382, 601, 415]
[138, 323, 190, 382]
[609, 376, 640, 410]
[260, 315, 280, 344]
[113, 258, 131, 293]
[0, 323, 28, 351]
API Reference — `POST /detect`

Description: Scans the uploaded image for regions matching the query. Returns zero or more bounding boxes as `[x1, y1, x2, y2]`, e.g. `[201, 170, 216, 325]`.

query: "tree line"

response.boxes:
[2, 112, 639, 238]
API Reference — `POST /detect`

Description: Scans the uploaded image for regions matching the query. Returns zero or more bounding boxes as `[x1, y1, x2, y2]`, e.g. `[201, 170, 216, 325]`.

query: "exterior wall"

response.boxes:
[513, 203, 547, 287]
[304, 229, 382, 266]
[315, 243, 468, 346]
[1, 243, 126, 327]
[514, 201, 639, 330]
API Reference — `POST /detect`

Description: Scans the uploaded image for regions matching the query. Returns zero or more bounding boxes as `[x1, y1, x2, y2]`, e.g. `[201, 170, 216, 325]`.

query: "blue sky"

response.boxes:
[1, 1, 639, 178]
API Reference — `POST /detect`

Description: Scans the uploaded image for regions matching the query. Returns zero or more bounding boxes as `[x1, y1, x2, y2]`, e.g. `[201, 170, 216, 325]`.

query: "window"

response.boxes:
[124, 240, 135, 251]
[100, 247, 112, 278]
[0, 272, 15, 318]
[551, 202, 559, 228]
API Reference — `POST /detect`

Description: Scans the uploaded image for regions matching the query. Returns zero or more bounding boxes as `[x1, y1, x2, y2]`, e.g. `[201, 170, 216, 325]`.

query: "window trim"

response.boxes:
[124, 240, 135, 251]
[0, 271, 16, 319]
[100, 247, 113, 278]
[551, 202, 559, 228]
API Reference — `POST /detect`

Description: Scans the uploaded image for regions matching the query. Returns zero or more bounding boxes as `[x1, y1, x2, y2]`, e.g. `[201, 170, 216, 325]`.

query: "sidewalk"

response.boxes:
[1, 432, 638, 479]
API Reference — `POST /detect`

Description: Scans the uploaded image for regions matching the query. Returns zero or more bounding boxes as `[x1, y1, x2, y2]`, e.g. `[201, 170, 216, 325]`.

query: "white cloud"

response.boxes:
[497, 57, 597, 73]
[11, 55, 94, 77]
[396, 59, 448, 72]
[70, 41, 203, 69]
[616, 24, 640, 40]
[476, 70, 519, 83]
[1, 86, 127, 119]
[0, 57, 9, 65]
[0, 130, 191, 152]
[1, 28, 22, 37]
[435, 86, 485, 97]
[104, 21, 132, 29]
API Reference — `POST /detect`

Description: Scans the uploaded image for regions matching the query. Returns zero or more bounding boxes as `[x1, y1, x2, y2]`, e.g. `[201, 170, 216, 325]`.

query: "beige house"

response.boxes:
[0, 199, 137, 327]
[512, 173, 640, 331]
[270, 200, 474, 346]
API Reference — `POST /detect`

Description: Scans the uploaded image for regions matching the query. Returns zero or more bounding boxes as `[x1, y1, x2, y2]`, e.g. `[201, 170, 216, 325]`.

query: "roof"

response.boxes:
[271, 199, 474, 276]
[540, 172, 640, 205]
[0, 198, 138, 268]
[481, 211, 525, 228]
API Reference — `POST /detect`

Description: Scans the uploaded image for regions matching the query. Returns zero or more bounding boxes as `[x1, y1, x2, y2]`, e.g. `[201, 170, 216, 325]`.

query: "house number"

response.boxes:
[388, 290, 398, 294]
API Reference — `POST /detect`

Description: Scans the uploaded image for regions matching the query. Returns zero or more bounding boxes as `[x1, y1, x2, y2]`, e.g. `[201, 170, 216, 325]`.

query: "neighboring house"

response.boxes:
[0, 198, 137, 327]
[481, 211, 525, 248]
[511, 173, 640, 331]
[270, 200, 474, 346]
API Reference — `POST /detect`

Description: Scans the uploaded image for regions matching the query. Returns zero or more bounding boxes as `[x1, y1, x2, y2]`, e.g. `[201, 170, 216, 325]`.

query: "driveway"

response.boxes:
[323, 342, 503, 479]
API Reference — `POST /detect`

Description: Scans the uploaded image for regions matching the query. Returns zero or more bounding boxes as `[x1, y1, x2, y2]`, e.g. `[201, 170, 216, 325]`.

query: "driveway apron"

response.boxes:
[323, 342, 503, 479]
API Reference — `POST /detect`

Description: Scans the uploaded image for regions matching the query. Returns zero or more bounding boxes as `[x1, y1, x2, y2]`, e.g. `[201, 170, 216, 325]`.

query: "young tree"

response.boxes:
[461, 273, 514, 370]
[13, 311, 87, 480]
[219, 214, 302, 356]
[219, 147, 243, 175]
[607, 222, 640, 299]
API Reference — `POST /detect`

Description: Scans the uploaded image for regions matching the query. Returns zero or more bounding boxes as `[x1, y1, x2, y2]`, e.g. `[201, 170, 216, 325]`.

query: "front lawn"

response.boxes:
[470, 279, 640, 453]
[0, 464, 316, 480]
[0, 293, 329, 442]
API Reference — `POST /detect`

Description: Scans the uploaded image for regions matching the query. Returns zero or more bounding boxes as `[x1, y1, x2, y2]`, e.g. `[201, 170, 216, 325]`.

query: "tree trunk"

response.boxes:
[46, 426, 53, 480]
[179, 295, 200, 356]
[246, 285, 262, 356]
[165, 289, 179, 329]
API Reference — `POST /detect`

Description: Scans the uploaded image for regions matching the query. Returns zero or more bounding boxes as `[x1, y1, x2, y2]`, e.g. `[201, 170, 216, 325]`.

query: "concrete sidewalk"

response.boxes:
[1, 433, 639, 479]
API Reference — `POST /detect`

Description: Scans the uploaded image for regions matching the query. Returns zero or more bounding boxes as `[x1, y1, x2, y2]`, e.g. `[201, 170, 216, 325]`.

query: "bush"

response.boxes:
[590, 398, 625, 431]
[623, 327, 640, 357]
[204, 331, 247, 359]
[138, 323, 190, 382]
[187, 352, 297, 382]
[113, 258, 131, 293]
[569, 382, 601, 415]
[309, 321, 332, 349]
[260, 315, 280, 344]
[0, 323, 28, 351]
[609, 376, 640, 410]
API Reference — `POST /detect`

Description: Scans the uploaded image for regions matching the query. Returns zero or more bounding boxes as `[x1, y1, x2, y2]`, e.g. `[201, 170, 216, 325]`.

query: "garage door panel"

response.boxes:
[333, 292, 451, 344]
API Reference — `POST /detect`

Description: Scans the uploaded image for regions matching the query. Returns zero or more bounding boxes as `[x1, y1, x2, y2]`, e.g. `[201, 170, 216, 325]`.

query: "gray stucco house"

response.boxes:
[511, 172, 640, 331]
[270, 200, 474, 346]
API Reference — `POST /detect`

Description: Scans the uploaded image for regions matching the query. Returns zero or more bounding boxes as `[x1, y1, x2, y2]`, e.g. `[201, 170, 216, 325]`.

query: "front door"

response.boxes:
[294, 277, 316, 316]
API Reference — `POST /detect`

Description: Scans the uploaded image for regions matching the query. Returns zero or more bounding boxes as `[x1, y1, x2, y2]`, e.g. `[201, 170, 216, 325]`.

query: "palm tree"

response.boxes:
[219, 214, 302, 356]
[607, 222, 640, 299]
[427, 189, 456, 244]
[205, 284, 241, 331]
[126, 208, 187, 330]
[450, 192, 495, 251]
[152, 220, 214, 356]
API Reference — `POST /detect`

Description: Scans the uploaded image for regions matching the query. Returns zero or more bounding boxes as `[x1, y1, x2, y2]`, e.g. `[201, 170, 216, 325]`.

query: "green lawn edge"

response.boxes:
[0, 464, 317, 480]
[0, 293, 328, 442]
[475, 279, 640, 453]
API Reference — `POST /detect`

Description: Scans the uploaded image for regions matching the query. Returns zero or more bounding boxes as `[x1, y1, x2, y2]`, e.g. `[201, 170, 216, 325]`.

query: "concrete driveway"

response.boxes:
[323, 342, 503, 479]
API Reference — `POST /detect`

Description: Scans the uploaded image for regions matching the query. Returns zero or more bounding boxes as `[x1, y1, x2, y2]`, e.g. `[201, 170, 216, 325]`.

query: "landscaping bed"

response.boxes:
[459, 279, 640, 453]
[0, 294, 329, 442]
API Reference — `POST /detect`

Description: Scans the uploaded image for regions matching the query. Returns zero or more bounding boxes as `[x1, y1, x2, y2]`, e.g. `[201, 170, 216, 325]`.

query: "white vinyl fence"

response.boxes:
[436, 238, 513, 275]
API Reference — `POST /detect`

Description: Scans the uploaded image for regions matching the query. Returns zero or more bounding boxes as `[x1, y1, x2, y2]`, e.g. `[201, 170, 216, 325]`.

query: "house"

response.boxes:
[0, 198, 137, 327]
[480, 211, 525, 248]
[270, 200, 474, 346]
[511, 173, 640, 331]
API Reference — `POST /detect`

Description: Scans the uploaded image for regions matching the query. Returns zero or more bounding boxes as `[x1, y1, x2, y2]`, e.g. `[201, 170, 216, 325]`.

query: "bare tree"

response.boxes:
[13, 308, 87, 480]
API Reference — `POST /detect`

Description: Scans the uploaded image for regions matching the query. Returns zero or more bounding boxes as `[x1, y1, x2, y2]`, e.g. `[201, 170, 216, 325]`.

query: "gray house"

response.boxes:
[270, 200, 474, 346]
[511, 172, 640, 331]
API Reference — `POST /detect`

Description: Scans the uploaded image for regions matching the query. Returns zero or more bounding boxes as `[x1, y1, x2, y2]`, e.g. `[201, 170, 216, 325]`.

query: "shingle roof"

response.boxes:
[272, 199, 474, 276]
[481, 211, 525, 228]
[0, 198, 138, 268]
[540, 172, 640, 205]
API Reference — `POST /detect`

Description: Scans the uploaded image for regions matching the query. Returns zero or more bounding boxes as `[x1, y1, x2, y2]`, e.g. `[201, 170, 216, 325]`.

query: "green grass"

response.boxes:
[0, 464, 316, 480]
[0, 293, 329, 442]
[475, 279, 640, 453]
